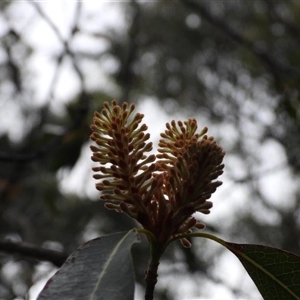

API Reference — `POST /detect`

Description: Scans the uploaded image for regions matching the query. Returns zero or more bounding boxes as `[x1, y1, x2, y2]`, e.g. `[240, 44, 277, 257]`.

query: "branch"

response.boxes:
[30, 1, 85, 92]
[181, 1, 300, 81]
[0, 240, 69, 267]
[262, 0, 300, 45]
[0, 3, 89, 164]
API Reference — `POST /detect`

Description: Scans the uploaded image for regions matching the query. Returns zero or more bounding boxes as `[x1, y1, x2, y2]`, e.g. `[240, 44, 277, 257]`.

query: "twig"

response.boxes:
[30, 1, 85, 91]
[117, 0, 141, 102]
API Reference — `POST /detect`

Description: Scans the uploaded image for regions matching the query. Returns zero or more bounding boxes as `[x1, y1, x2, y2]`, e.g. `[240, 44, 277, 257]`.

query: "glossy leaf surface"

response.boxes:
[37, 229, 140, 300]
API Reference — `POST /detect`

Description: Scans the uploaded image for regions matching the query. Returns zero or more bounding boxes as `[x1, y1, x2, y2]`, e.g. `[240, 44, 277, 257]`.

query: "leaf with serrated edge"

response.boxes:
[37, 229, 140, 300]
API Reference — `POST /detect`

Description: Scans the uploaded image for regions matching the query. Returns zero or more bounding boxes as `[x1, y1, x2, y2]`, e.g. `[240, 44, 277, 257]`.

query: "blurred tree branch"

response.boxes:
[0, 3, 89, 165]
[262, 0, 300, 44]
[0, 240, 68, 267]
[181, 0, 300, 86]
[116, 0, 141, 102]
[30, 2, 85, 90]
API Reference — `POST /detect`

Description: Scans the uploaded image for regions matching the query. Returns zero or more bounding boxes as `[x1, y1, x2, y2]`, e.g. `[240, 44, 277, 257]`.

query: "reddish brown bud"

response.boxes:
[180, 238, 192, 248]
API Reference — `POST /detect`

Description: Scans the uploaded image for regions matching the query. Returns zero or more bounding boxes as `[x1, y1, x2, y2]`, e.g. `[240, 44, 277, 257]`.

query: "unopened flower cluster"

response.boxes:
[90, 100, 225, 248]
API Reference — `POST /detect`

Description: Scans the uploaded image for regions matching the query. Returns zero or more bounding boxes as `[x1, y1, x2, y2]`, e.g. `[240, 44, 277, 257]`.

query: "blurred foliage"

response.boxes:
[0, 1, 300, 299]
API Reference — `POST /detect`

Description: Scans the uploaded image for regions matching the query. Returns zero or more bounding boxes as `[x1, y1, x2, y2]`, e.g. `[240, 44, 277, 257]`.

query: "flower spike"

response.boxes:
[90, 101, 225, 249]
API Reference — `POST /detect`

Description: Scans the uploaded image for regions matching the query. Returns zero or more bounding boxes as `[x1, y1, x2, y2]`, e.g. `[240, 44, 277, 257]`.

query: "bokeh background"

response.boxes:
[1, 1, 300, 299]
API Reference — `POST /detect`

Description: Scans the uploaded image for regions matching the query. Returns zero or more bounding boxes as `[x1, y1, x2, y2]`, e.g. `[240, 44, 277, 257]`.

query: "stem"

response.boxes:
[137, 229, 163, 300]
[167, 231, 228, 249]
[144, 256, 160, 300]
[182, 232, 227, 246]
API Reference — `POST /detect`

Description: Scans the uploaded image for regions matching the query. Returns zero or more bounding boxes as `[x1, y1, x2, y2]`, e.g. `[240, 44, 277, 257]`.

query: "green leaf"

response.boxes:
[183, 233, 300, 300]
[37, 229, 140, 300]
[224, 243, 300, 300]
